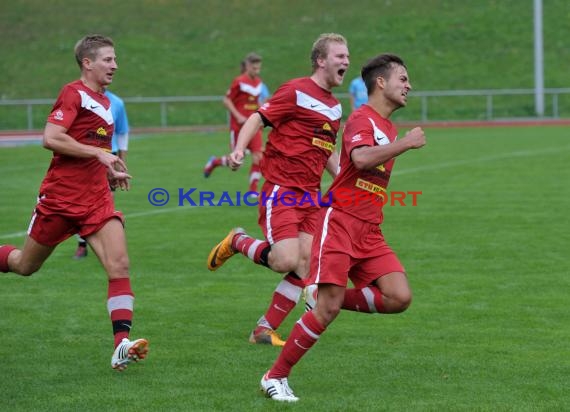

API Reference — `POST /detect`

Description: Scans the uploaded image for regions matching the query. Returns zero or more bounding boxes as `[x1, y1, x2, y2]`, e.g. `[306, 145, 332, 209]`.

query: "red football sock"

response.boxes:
[268, 311, 326, 378]
[107, 277, 135, 347]
[342, 286, 385, 313]
[258, 272, 304, 331]
[232, 233, 270, 266]
[248, 164, 261, 192]
[0, 245, 17, 273]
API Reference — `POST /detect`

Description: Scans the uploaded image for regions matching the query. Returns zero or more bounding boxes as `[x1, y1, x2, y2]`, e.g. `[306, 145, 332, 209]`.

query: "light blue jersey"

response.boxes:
[349, 76, 368, 110]
[105, 90, 130, 153]
[260, 83, 270, 104]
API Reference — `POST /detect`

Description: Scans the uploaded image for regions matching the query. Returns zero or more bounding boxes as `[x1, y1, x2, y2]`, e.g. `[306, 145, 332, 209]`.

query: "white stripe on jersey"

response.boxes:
[368, 117, 391, 146]
[295, 90, 342, 121]
[239, 82, 262, 96]
[315, 207, 334, 284]
[265, 184, 280, 244]
[78, 90, 114, 125]
[27, 212, 37, 236]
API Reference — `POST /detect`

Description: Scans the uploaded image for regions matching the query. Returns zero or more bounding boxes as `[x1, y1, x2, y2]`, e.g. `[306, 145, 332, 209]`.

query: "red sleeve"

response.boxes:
[47, 85, 80, 130]
[257, 81, 296, 128]
[343, 113, 375, 155]
[226, 77, 240, 100]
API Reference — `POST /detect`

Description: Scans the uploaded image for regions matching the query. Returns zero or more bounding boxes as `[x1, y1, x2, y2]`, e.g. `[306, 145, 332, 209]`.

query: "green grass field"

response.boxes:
[2, 0, 570, 129]
[1, 125, 569, 411]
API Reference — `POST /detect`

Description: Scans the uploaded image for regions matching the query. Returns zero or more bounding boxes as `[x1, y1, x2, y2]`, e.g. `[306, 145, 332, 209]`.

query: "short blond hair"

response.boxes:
[310, 33, 347, 71]
[74, 34, 114, 69]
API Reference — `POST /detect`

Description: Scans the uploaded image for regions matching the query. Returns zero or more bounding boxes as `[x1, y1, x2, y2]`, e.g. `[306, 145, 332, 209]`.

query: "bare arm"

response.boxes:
[223, 96, 247, 125]
[43, 122, 131, 188]
[44, 122, 106, 159]
[325, 150, 340, 178]
[117, 150, 127, 162]
[228, 112, 264, 170]
[351, 127, 426, 170]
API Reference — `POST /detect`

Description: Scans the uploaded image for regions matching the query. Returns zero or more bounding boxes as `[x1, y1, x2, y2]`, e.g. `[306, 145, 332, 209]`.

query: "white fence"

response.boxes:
[1, 88, 570, 130]
[411, 88, 570, 122]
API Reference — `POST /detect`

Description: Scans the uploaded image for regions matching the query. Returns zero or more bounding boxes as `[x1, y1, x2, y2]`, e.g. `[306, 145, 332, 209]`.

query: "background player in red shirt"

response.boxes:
[207, 33, 349, 347]
[258, 54, 426, 401]
[0, 34, 149, 371]
[203, 52, 265, 194]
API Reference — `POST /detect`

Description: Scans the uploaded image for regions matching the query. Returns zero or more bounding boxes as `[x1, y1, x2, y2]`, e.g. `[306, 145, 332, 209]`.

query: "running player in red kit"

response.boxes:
[0, 34, 148, 371]
[259, 54, 426, 401]
[207, 33, 349, 347]
[204, 52, 265, 194]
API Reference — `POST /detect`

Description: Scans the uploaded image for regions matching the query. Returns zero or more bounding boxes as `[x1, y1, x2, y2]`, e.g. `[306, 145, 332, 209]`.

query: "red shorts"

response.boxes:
[258, 181, 321, 244]
[28, 193, 124, 247]
[230, 126, 262, 153]
[309, 207, 404, 288]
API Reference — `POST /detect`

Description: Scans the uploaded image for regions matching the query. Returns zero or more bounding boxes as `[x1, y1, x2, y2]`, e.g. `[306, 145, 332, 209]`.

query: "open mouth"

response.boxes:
[337, 69, 346, 77]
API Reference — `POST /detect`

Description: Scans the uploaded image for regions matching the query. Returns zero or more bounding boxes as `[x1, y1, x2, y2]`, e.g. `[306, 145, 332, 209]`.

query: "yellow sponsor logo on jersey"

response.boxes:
[96, 127, 107, 136]
[376, 164, 386, 172]
[323, 122, 332, 131]
[243, 103, 259, 110]
[312, 137, 335, 152]
[355, 178, 386, 195]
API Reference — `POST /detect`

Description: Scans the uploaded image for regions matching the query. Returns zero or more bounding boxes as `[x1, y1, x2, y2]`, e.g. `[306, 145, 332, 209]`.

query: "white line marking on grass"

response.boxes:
[2, 145, 569, 239]
[393, 145, 570, 176]
[0, 231, 27, 240]
[126, 205, 198, 218]
[0, 206, 199, 239]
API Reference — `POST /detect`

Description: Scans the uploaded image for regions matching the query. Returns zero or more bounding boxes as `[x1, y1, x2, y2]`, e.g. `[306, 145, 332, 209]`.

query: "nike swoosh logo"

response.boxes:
[121, 323, 132, 329]
[209, 244, 221, 268]
[89, 104, 100, 109]
[294, 339, 310, 350]
[310, 104, 319, 108]
[273, 304, 287, 313]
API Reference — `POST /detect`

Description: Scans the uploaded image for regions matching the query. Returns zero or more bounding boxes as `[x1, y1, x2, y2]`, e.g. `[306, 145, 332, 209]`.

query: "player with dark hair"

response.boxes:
[0, 34, 148, 371]
[207, 33, 349, 347]
[259, 53, 426, 401]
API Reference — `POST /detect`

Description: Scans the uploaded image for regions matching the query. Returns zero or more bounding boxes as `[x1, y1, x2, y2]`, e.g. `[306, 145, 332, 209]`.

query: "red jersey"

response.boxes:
[259, 77, 342, 192]
[226, 73, 263, 130]
[40, 80, 114, 206]
[328, 104, 398, 224]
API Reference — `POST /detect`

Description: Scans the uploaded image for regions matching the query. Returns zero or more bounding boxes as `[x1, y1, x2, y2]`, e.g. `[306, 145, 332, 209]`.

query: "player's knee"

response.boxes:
[327, 302, 342, 318]
[269, 252, 298, 273]
[16, 262, 41, 277]
[271, 259, 296, 273]
[393, 289, 412, 312]
[316, 300, 342, 326]
[105, 255, 130, 278]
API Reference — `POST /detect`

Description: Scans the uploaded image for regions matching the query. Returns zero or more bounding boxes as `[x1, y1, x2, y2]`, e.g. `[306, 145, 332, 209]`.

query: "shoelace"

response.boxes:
[281, 379, 295, 396]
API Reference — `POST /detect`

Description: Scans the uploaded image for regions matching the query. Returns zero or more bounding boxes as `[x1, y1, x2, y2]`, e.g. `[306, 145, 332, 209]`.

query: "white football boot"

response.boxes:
[260, 372, 299, 402]
[111, 338, 149, 371]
